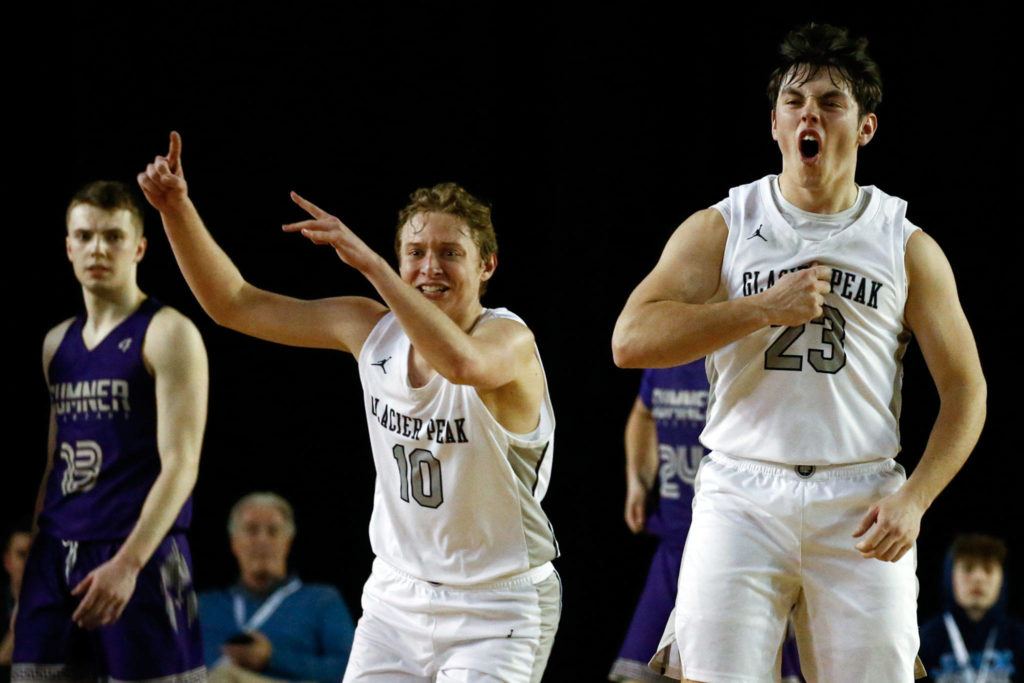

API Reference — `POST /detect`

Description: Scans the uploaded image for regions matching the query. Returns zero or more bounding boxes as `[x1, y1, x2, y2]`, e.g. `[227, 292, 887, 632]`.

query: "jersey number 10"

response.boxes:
[391, 444, 444, 508]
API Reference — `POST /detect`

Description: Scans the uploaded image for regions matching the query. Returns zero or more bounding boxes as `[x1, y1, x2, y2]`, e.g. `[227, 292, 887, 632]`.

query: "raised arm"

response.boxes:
[69, 309, 209, 629]
[853, 231, 986, 562]
[624, 396, 658, 534]
[137, 132, 386, 355]
[612, 208, 833, 368]
[284, 193, 543, 430]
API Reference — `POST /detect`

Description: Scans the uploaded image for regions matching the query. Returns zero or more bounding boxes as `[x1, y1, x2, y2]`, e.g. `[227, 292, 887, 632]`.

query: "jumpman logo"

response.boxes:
[118, 338, 133, 352]
[372, 356, 392, 374]
[747, 224, 768, 242]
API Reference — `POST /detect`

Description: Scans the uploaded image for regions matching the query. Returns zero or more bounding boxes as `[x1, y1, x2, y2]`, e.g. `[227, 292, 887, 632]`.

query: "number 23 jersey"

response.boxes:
[357, 308, 557, 586]
[701, 175, 919, 466]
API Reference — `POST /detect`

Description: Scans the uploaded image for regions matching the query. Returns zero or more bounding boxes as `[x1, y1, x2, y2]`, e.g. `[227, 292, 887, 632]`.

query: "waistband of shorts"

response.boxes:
[372, 557, 555, 591]
[708, 451, 901, 480]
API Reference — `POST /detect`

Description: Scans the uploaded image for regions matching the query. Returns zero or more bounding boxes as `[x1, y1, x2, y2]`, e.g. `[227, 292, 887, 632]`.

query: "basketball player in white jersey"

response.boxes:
[613, 24, 985, 682]
[138, 133, 560, 682]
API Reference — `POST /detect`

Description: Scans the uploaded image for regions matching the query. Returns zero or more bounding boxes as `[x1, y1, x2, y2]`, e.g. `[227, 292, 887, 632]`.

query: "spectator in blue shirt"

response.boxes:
[200, 492, 355, 682]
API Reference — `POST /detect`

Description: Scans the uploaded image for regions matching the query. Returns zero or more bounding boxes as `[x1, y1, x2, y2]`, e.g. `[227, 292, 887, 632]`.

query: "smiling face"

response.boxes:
[398, 211, 496, 329]
[66, 203, 146, 295]
[953, 556, 1004, 621]
[771, 65, 877, 196]
[230, 503, 294, 594]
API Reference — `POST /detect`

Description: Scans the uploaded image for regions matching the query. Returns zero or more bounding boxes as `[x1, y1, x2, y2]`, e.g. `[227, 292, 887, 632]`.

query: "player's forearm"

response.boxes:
[113, 456, 200, 569]
[158, 199, 252, 329]
[613, 296, 768, 368]
[901, 376, 987, 510]
[360, 258, 510, 387]
[625, 406, 658, 487]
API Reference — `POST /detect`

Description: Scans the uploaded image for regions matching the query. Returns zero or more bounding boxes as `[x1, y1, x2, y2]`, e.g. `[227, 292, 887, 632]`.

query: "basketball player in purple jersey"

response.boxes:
[13, 182, 208, 681]
[610, 364, 802, 682]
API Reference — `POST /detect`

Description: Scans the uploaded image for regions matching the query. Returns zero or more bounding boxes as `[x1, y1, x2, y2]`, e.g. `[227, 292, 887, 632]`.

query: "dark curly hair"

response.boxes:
[766, 23, 883, 117]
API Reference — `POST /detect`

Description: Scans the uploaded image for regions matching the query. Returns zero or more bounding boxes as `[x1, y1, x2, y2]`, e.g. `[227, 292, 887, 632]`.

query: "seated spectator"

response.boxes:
[200, 492, 355, 682]
[1, 519, 32, 669]
[919, 534, 1024, 681]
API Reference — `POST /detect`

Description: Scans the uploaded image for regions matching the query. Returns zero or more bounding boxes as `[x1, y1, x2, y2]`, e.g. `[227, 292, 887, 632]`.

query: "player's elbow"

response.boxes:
[612, 318, 647, 368]
[937, 365, 988, 422]
[159, 451, 200, 490]
[202, 284, 260, 334]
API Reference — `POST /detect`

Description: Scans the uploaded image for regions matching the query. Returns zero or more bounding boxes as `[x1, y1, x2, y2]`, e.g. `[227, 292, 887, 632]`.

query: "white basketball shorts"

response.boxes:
[343, 558, 561, 682]
[652, 452, 922, 683]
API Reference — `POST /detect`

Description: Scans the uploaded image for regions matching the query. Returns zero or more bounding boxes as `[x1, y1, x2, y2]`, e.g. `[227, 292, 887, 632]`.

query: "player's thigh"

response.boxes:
[796, 466, 919, 682]
[94, 535, 204, 680]
[11, 534, 93, 679]
[674, 458, 802, 682]
[343, 617, 432, 683]
[438, 570, 561, 683]
[343, 568, 434, 682]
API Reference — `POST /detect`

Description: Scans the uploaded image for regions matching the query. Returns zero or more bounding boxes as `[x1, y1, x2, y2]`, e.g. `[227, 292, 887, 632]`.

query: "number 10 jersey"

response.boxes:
[357, 308, 558, 586]
[701, 175, 919, 466]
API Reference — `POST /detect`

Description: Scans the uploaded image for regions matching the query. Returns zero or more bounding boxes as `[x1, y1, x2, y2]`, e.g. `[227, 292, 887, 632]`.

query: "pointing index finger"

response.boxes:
[168, 131, 183, 171]
[290, 191, 329, 219]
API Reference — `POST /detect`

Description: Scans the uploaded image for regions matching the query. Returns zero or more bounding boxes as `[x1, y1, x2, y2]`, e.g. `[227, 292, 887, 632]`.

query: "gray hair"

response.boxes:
[227, 492, 296, 538]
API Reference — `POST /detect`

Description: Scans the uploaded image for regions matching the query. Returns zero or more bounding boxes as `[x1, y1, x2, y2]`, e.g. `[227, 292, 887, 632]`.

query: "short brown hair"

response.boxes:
[767, 23, 883, 117]
[952, 534, 1007, 566]
[66, 180, 145, 236]
[395, 183, 498, 262]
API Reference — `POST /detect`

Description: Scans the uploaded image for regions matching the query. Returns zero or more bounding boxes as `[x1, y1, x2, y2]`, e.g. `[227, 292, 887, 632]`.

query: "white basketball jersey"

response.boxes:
[357, 308, 557, 585]
[701, 175, 919, 465]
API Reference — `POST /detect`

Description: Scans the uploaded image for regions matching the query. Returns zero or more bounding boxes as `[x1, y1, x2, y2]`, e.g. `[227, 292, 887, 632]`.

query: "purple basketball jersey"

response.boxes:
[41, 298, 192, 540]
[640, 362, 709, 541]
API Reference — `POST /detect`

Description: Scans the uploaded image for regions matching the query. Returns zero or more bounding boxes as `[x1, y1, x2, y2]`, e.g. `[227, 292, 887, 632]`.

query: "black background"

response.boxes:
[5, 5, 1015, 679]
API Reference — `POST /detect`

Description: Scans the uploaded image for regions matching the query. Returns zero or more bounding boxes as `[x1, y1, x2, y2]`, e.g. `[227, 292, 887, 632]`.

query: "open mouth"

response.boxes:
[800, 136, 820, 160]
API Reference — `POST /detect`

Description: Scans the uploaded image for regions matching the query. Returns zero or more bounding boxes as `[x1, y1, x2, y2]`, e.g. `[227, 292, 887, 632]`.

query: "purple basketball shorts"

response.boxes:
[12, 531, 204, 681]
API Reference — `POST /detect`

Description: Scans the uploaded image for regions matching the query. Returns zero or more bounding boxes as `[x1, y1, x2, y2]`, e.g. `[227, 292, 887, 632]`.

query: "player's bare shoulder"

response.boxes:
[629, 207, 729, 309]
[142, 305, 208, 377]
[661, 208, 729, 288]
[470, 315, 545, 432]
[42, 316, 77, 382]
[474, 315, 540, 379]
[322, 295, 390, 358]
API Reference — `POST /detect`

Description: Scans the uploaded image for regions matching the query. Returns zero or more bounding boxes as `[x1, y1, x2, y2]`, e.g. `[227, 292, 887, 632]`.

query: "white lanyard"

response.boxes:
[233, 578, 302, 632]
[943, 611, 999, 683]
